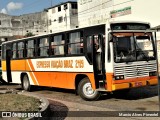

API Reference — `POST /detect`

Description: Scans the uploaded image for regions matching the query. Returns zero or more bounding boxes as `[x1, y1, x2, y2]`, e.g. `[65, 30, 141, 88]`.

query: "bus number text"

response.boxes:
[75, 60, 84, 68]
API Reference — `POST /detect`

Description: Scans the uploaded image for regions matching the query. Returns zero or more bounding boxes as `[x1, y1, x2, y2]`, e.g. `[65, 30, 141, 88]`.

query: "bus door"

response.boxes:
[87, 34, 106, 89]
[6, 47, 12, 83]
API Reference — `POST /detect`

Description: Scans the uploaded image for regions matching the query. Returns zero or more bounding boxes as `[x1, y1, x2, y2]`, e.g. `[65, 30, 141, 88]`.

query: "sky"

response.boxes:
[0, 0, 76, 16]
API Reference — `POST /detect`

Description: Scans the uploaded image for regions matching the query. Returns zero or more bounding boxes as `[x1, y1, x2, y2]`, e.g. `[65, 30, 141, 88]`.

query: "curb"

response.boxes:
[18, 92, 50, 120]
[0, 89, 50, 120]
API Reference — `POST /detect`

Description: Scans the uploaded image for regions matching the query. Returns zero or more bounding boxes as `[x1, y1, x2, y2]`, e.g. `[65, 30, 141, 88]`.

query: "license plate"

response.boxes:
[135, 82, 143, 87]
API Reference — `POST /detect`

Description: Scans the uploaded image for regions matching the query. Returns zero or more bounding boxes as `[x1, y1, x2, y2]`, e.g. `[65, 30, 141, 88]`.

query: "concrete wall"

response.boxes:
[0, 12, 48, 41]
[78, 0, 160, 28]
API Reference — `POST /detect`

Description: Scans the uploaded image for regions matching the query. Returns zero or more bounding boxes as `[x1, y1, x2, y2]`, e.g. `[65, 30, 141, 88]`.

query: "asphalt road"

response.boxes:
[0, 84, 159, 120]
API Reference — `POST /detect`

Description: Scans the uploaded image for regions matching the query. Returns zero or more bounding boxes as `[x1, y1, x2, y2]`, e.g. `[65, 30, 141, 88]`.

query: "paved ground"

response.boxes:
[0, 84, 160, 120]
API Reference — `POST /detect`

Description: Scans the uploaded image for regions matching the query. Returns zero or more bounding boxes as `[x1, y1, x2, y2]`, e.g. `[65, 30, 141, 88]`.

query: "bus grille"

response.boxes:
[114, 63, 157, 79]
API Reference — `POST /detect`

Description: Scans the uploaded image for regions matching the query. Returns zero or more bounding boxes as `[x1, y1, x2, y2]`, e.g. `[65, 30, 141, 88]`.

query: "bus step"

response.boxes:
[96, 88, 107, 92]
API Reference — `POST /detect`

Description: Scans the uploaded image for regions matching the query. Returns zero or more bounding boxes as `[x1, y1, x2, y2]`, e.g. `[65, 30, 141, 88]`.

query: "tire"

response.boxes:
[78, 77, 101, 101]
[22, 75, 31, 91]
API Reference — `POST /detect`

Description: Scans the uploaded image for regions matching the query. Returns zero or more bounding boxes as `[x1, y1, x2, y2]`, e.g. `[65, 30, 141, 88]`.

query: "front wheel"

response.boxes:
[78, 77, 101, 101]
[22, 75, 31, 91]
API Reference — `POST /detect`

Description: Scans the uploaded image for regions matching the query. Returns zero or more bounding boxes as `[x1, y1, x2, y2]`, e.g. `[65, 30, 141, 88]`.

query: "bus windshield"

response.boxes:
[113, 32, 156, 63]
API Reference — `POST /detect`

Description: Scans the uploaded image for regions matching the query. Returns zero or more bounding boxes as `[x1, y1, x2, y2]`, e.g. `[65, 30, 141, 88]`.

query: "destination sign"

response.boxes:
[111, 23, 150, 30]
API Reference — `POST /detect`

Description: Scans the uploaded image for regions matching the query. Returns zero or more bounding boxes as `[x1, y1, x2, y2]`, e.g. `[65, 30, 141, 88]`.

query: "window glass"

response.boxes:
[50, 35, 64, 56]
[68, 32, 83, 55]
[38, 37, 49, 57]
[71, 3, 77, 9]
[17, 42, 24, 58]
[12, 43, 17, 59]
[58, 6, 61, 12]
[2, 45, 6, 59]
[27, 40, 35, 57]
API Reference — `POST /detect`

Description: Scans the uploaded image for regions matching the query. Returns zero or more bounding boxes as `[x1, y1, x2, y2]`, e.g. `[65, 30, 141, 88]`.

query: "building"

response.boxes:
[0, 13, 12, 41]
[46, 1, 78, 33]
[78, 0, 160, 28]
[0, 12, 48, 42]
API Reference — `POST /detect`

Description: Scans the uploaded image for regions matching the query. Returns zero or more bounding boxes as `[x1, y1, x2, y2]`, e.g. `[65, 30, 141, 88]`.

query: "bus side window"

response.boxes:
[38, 37, 49, 57]
[68, 32, 83, 55]
[12, 43, 17, 59]
[17, 42, 24, 59]
[27, 40, 35, 57]
[50, 35, 64, 56]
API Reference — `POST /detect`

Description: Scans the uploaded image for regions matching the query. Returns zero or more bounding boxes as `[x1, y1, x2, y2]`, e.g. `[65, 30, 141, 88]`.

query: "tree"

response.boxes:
[25, 32, 34, 37]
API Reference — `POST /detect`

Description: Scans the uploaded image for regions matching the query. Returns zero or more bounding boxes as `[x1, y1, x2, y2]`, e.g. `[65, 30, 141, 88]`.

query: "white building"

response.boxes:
[46, 1, 78, 33]
[78, 0, 160, 29]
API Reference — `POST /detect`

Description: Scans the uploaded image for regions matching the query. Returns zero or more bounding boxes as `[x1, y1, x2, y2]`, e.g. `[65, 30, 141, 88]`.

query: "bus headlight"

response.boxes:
[149, 71, 157, 76]
[115, 75, 124, 80]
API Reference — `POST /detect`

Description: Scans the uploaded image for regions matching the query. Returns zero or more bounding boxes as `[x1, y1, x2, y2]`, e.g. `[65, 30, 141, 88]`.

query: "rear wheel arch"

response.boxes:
[20, 73, 27, 83]
[75, 74, 87, 92]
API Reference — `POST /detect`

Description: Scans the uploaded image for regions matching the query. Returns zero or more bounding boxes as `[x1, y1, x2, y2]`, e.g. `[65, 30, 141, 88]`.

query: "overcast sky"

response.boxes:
[0, 0, 76, 16]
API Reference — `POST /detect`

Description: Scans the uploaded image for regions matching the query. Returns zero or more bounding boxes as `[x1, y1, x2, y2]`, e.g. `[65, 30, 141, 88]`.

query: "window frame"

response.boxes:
[37, 36, 49, 57]
[17, 41, 25, 59]
[67, 31, 84, 56]
[26, 39, 36, 58]
[50, 34, 65, 56]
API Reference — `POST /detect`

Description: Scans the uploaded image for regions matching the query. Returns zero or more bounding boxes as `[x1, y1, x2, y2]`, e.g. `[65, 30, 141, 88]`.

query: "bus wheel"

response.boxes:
[78, 77, 101, 101]
[22, 75, 31, 91]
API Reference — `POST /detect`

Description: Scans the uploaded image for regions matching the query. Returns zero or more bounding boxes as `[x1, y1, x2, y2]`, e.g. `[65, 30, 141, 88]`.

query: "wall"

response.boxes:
[0, 12, 48, 41]
[78, 0, 160, 28]
[47, 2, 78, 33]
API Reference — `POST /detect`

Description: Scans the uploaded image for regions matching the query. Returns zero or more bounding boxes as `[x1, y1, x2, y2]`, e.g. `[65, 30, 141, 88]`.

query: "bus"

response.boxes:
[1, 21, 158, 100]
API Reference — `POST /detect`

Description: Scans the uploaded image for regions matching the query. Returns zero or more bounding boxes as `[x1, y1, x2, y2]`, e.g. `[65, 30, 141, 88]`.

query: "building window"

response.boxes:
[64, 4, 68, 10]
[71, 3, 78, 9]
[68, 32, 83, 55]
[50, 35, 65, 56]
[37, 37, 49, 57]
[49, 19, 52, 25]
[58, 6, 61, 12]
[58, 17, 63, 23]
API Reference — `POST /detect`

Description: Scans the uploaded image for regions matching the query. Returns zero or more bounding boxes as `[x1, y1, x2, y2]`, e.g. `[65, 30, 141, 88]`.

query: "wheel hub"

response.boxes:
[83, 83, 95, 96]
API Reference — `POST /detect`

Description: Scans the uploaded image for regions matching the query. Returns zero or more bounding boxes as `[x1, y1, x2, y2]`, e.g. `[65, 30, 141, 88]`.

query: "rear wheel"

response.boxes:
[22, 75, 31, 91]
[78, 77, 101, 101]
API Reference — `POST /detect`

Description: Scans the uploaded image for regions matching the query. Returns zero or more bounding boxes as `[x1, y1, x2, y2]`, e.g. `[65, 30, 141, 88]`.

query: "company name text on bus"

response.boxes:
[36, 59, 84, 69]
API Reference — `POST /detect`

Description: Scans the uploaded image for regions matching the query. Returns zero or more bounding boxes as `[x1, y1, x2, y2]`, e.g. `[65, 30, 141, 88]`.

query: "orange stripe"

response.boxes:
[29, 72, 38, 85]
[28, 59, 35, 71]
[27, 59, 38, 85]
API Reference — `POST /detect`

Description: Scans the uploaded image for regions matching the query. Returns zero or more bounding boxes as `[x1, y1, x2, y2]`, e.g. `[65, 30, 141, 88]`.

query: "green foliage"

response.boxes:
[25, 32, 34, 37]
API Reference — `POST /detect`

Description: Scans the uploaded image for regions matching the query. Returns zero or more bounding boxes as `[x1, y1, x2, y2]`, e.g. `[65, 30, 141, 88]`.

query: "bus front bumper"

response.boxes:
[112, 78, 158, 91]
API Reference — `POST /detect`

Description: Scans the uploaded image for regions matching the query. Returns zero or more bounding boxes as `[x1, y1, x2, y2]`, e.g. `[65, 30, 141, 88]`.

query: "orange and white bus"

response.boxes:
[1, 21, 158, 100]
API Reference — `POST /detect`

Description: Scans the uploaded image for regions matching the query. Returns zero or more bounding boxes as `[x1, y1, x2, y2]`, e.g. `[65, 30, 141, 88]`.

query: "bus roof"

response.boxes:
[2, 23, 106, 44]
